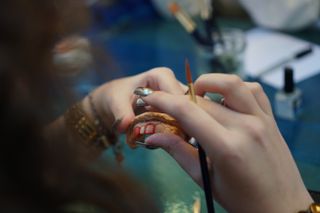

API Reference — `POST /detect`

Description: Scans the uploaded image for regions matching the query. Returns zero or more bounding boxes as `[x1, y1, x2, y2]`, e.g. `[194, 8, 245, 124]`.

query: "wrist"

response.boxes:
[64, 91, 123, 161]
[82, 90, 117, 144]
[84, 86, 115, 130]
[284, 188, 314, 213]
[283, 187, 314, 213]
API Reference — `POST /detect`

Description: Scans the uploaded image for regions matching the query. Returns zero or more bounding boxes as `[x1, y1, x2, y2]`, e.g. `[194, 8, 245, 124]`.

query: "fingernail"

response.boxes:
[145, 139, 158, 149]
[134, 87, 153, 97]
[136, 98, 147, 107]
[144, 134, 157, 145]
[136, 138, 158, 150]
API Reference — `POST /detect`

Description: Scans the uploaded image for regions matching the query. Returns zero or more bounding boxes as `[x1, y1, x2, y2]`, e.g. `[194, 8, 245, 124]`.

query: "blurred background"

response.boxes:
[55, 0, 320, 212]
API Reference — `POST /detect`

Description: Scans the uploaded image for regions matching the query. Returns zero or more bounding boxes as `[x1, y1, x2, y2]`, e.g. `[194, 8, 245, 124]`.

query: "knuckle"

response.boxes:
[225, 74, 243, 89]
[172, 98, 192, 115]
[217, 145, 243, 168]
[198, 73, 210, 81]
[250, 82, 264, 95]
[228, 74, 242, 84]
[162, 67, 175, 75]
[150, 67, 174, 76]
[195, 73, 211, 85]
[242, 117, 266, 144]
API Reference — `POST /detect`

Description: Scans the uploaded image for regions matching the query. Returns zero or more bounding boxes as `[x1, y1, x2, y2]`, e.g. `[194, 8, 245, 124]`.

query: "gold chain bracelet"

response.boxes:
[64, 101, 123, 162]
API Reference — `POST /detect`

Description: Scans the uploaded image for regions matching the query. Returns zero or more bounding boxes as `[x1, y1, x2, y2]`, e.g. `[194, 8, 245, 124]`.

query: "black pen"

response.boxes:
[257, 45, 313, 78]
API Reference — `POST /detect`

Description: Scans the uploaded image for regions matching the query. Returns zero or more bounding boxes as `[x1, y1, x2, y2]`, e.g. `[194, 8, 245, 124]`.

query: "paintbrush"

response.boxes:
[185, 59, 215, 213]
[199, 0, 214, 45]
[199, 0, 225, 48]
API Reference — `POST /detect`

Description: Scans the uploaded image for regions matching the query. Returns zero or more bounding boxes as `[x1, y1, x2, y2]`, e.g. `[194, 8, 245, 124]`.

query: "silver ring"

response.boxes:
[188, 137, 198, 148]
[134, 87, 153, 97]
[136, 98, 147, 107]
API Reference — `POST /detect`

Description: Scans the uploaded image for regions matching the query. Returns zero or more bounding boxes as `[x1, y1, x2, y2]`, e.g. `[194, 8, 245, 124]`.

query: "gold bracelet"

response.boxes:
[299, 203, 320, 213]
[88, 93, 123, 162]
[65, 101, 119, 148]
[64, 102, 106, 148]
[64, 100, 123, 162]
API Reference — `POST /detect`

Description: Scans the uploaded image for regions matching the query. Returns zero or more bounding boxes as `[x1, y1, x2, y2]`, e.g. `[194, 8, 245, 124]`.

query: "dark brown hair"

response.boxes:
[0, 0, 158, 212]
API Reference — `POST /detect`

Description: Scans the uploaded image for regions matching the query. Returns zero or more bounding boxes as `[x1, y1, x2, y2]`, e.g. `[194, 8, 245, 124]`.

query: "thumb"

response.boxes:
[145, 133, 203, 185]
[108, 96, 136, 133]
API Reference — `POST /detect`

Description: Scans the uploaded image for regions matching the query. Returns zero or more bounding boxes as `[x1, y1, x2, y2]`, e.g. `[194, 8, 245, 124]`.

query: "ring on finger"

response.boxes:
[134, 87, 153, 97]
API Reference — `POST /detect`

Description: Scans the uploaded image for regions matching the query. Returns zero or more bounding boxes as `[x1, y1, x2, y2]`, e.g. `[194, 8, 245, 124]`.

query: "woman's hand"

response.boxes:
[142, 74, 313, 212]
[48, 67, 184, 155]
[87, 67, 185, 132]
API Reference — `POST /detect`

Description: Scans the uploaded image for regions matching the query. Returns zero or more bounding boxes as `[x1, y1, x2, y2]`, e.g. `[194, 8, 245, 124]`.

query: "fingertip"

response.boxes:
[140, 90, 163, 103]
[145, 133, 181, 148]
[144, 133, 165, 146]
[194, 79, 206, 97]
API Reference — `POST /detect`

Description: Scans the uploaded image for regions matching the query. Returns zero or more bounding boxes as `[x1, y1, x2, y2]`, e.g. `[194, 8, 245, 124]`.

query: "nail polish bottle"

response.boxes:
[274, 67, 302, 120]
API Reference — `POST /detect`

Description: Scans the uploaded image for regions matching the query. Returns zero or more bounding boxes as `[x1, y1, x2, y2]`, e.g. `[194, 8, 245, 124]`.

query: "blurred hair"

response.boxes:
[0, 0, 158, 212]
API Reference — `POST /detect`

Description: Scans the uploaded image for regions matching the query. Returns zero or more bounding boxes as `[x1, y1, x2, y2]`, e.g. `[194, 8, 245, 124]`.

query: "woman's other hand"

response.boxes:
[142, 74, 313, 212]
[88, 67, 185, 132]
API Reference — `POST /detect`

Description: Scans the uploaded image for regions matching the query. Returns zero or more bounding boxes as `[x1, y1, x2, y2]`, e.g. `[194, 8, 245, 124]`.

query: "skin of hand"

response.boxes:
[142, 74, 313, 212]
[83, 67, 185, 133]
[46, 67, 184, 156]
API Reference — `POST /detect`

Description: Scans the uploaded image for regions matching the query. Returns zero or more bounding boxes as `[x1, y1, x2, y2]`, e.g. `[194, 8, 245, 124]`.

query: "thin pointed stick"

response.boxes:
[185, 59, 215, 213]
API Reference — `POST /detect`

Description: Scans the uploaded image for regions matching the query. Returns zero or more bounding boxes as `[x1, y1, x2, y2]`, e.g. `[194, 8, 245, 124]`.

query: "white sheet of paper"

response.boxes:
[244, 28, 320, 89]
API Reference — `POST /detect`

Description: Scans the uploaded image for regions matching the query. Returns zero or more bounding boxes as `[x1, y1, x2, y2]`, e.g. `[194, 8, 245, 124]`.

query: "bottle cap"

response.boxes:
[283, 66, 294, 93]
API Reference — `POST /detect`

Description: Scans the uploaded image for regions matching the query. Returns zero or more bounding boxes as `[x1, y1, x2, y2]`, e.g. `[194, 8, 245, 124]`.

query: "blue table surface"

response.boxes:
[75, 17, 320, 212]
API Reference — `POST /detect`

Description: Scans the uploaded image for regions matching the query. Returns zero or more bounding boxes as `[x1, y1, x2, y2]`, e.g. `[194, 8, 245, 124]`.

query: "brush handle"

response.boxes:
[198, 144, 215, 213]
[185, 61, 215, 212]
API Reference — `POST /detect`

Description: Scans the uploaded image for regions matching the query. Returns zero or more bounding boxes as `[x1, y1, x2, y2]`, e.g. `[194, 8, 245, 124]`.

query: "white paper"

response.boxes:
[244, 28, 320, 89]
[262, 46, 320, 89]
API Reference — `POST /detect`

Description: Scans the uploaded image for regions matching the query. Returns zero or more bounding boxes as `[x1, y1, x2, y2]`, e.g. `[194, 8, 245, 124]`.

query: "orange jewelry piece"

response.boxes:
[299, 203, 320, 213]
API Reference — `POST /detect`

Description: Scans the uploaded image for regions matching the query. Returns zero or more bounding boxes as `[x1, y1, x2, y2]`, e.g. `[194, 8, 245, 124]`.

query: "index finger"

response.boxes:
[142, 67, 185, 94]
[194, 74, 263, 115]
[142, 91, 229, 158]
